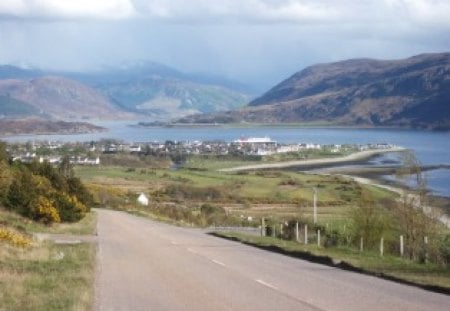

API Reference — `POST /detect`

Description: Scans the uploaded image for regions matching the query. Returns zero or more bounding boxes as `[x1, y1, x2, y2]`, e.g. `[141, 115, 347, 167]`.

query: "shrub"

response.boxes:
[53, 193, 87, 222]
[32, 196, 61, 224]
[0, 227, 31, 247]
[200, 204, 225, 216]
[5, 160, 92, 224]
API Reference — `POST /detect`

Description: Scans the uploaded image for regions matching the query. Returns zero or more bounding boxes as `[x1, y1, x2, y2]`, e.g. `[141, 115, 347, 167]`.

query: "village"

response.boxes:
[7, 137, 398, 166]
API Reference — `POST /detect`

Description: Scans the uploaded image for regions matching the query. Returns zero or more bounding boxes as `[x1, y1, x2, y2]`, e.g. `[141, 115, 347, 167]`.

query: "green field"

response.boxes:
[75, 158, 398, 231]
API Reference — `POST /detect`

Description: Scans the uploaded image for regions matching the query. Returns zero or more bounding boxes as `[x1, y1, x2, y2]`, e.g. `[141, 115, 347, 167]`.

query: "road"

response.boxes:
[95, 209, 449, 311]
[219, 148, 405, 172]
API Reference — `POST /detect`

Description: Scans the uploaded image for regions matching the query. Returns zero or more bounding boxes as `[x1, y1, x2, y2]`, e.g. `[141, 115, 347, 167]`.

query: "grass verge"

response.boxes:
[212, 231, 450, 295]
[0, 208, 97, 235]
[0, 241, 96, 311]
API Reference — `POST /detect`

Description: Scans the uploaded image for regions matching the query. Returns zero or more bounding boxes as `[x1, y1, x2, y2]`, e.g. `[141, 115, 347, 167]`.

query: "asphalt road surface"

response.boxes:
[95, 209, 449, 311]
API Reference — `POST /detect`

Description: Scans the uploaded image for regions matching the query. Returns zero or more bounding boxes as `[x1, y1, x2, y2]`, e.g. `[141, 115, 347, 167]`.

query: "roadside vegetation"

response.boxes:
[0, 242, 95, 311]
[0, 141, 96, 311]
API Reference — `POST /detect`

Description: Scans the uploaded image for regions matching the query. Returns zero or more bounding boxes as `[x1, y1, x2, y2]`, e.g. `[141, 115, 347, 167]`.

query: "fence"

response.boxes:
[258, 218, 441, 263]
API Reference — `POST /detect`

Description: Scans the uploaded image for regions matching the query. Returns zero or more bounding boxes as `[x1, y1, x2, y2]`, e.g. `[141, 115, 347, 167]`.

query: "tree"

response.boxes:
[66, 176, 93, 207]
[351, 189, 390, 250]
[0, 161, 12, 203]
[6, 169, 36, 217]
[395, 150, 439, 261]
[58, 156, 74, 179]
[0, 141, 8, 162]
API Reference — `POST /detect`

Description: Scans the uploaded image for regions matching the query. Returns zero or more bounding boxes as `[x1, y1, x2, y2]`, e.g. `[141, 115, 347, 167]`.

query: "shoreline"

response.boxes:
[219, 147, 406, 172]
[343, 174, 450, 228]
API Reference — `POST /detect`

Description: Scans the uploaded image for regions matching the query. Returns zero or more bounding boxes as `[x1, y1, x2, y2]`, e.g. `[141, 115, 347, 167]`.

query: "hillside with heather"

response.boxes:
[178, 53, 450, 130]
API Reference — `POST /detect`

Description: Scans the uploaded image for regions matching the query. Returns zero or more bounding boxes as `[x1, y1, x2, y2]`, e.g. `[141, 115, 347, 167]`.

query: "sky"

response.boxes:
[0, 0, 450, 90]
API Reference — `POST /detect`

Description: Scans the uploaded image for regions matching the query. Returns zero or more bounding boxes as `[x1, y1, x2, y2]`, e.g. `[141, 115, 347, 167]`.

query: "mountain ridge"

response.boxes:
[0, 62, 252, 121]
[178, 53, 450, 130]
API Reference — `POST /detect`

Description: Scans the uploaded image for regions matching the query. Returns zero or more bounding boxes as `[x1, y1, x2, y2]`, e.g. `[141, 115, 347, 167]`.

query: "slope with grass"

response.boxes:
[0, 208, 97, 310]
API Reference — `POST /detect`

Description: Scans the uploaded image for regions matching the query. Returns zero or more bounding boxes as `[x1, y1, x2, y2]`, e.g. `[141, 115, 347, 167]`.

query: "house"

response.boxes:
[137, 193, 149, 206]
[129, 145, 142, 153]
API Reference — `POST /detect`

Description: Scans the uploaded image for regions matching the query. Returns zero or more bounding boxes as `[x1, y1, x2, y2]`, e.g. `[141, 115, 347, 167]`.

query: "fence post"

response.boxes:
[360, 237, 364, 252]
[380, 237, 384, 257]
[261, 218, 265, 237]
[280, 223, 283, 237]
[272, 225, 276, 238]
[400, 235, 404, 256]
[296, 222, 299, 242]
[317, 229, 321, 247]
[304, 224, 308, 244]
[424, 236, 429, 263]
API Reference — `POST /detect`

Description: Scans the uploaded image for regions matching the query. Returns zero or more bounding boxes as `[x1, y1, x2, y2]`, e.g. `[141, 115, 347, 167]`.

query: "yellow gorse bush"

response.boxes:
[33, 196, 61, 224]
[0, 227, 32, 247]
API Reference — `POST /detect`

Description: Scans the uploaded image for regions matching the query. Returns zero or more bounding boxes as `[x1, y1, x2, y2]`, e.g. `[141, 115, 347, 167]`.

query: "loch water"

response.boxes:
[2, 121, 450, 197]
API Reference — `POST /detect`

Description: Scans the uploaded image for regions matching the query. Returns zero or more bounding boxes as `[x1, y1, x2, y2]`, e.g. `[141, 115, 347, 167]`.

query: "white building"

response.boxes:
[234, 136, 275, 144]
[137, 193, 149, 206]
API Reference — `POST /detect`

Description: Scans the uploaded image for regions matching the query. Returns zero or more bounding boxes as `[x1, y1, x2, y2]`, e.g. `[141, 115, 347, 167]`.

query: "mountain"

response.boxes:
[66, 62, 252, 119]
[0, 95, 40, 118]
[179, 53, 450, 130]
[0, 62, 251, 120]
[0, 76, 130, 120]
[0, 65, 43, 80]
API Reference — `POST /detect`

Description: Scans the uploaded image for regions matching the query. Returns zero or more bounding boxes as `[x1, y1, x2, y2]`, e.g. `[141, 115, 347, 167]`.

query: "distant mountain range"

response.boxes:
[0, 62, 252, 121]
[178, 53, 450, 130]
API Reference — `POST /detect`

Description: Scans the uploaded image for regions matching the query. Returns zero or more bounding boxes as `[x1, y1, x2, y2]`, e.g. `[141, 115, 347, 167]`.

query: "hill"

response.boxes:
[68, 62, 251, 119]
[179, 53, 450, 130]
[0, 76, 132, 120]
[0, 62, 251, 121]
[0, 95, 40, 118]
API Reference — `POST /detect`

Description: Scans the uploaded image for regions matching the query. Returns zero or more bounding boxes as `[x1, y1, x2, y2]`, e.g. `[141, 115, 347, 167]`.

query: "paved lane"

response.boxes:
[95, 209, 449, 311]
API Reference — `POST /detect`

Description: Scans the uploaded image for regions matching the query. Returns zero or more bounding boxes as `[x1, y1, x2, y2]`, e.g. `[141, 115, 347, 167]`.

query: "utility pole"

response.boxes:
[313, 187, 318, 224]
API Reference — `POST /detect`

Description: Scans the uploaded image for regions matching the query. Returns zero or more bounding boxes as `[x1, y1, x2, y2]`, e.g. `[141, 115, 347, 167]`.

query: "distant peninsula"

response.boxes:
[0, 118, 106, 136]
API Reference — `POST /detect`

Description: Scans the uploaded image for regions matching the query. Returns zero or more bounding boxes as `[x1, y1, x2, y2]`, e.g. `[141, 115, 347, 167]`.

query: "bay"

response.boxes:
[2, 121, 450, 197]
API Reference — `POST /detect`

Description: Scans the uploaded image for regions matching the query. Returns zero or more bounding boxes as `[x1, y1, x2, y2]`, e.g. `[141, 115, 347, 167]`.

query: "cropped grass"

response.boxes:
[215, 232, 450, 291]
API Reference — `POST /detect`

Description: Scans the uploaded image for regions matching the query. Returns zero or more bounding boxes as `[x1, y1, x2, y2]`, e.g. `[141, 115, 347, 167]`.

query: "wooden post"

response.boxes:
[313, 188, 318, 224]
[280, 223, 283, 239]
[295, 222, 299, 242]
[272, 225, 276, 238]
[304, 224, 308, 244]
[261, 218, 265, 237]
[400, 235, 404, 256]
[317, 230, 321, 247]
[360, 237, 364, 252]
[424, 236, 429, 263]
[380, 237, 384, 257]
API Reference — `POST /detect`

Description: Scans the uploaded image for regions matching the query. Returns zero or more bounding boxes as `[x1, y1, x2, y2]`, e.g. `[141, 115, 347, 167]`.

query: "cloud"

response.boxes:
[132, 0, 450, 28]
[1, 0, 449, 29]
[134, 0, 341, 24]
[0, 0, 136, 20]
